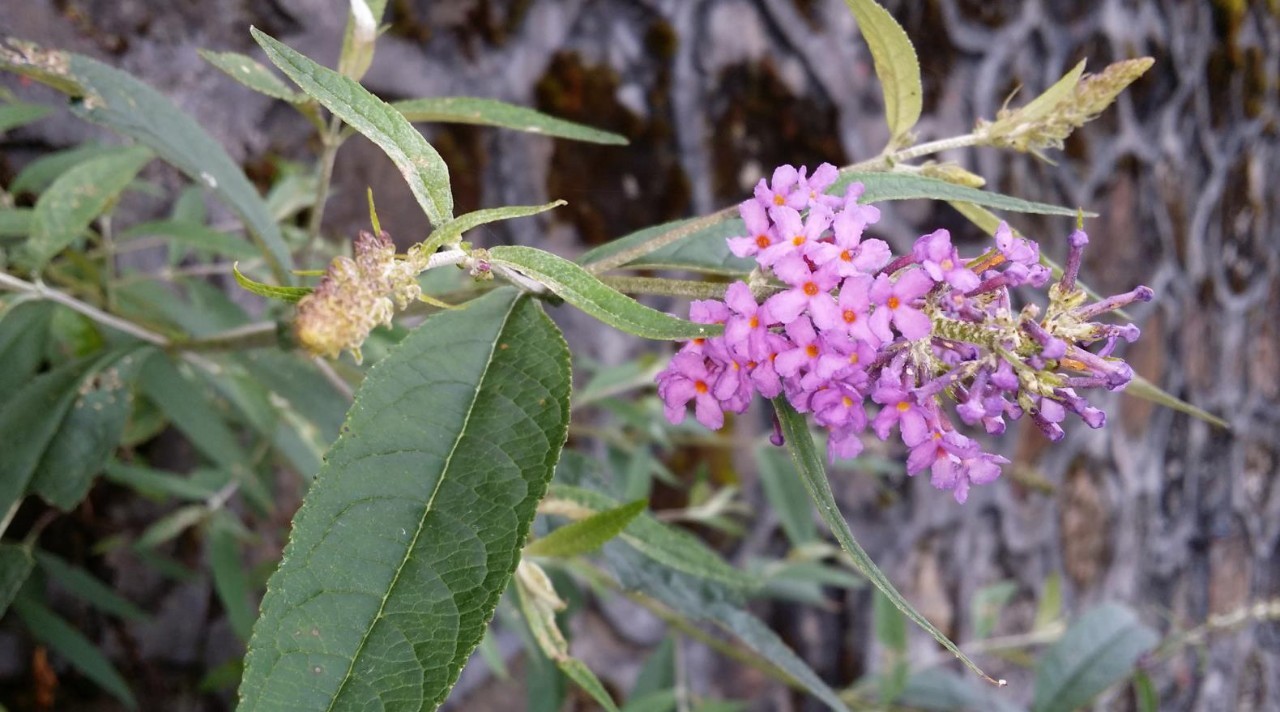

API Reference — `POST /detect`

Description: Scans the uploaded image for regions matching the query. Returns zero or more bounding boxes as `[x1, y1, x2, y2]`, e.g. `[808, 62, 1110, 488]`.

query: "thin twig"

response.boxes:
[0, 272, 169, 345]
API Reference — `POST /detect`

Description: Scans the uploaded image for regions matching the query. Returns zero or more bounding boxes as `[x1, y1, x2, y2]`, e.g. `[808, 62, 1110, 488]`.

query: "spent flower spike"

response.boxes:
[656, 162, 1151, 503]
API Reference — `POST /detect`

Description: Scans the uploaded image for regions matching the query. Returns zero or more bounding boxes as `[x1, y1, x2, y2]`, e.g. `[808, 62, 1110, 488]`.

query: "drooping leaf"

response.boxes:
[772, 397, 1000, 685]
[1124, 375, 1228, 429]
[208, 510, 256, 641]
[1031, 603, 1158, 712]
[755, 443, 817, 547]
[394, 97, 627, 145]
[13, 592, 138, 709]
[120, 219, 262, 260]
[137, 352, 252, 471]
[57, 51, 295, 280]
[0, 543, 34, 617]
[135, 504, 210, 549]
[605, 543, 850, 712]
[0, 355, 104, 527]
[0, 300, 54, 402]
[629, 636, 675, 701]
[0, 99, 52, 132]
[252, 27, 454, 228]
[34, 550, 147, 622]
[103, 460, 221, 502]
[199, 49, 304, 103]
[842, 0, 923, 146]
[547, 485, 754, 590]
[239, 288, 571, 711]
[488, 246, 722, 340]
[232, 262, 312, 303]
[578, 173, 1085, 276]
[8, 143, 128, 196]
[28, 348, 147, 510]
[527, 499, 647, 558]
[24, 146, 154, 268]
[559, 659, 622, 712]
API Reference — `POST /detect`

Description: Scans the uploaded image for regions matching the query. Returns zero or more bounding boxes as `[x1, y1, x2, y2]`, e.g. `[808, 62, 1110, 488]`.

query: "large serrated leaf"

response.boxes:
[1032, 603, 1158, 712]
[772, 397, 999, 685]
[843, 0, 923, 146]
[199, 49, 304, 103]
[25, 146, 153, 268]
[394, 97, 627, 145]
[488, 246, 722, 340]
[578, 173, 1084, 276]
[252, 28, 454, 228]
[58, 51, 295, 281]
[239, 288, 571, 711]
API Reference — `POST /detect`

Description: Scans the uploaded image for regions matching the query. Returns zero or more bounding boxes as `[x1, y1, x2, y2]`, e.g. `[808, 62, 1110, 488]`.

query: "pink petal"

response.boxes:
[893, 306, 932, 340]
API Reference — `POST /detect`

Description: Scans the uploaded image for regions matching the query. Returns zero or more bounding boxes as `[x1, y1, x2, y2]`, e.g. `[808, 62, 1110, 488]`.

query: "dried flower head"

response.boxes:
[294, 230, 421, 363]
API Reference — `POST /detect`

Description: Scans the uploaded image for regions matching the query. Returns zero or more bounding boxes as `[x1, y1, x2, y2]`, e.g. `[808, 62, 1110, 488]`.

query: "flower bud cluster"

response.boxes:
[294, 230, 422, 363]
[656, 164, 1151, 503]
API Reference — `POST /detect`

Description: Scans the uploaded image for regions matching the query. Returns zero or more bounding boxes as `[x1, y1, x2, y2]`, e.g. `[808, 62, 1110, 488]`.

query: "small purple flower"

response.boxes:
[913, 229, 980, 292]
[774, 317, 847, 381]
[727, 198, 779, 260]
[657, 352, 726, 429]
[764, 255, 841, 326]
[754, 164, 807, 210]
[757, 205, 833, 267]
[870, 382, 931, 445]
[722, 282, 775, 361]
[797, 163, 841, 209]
[869, 269, 935, 341]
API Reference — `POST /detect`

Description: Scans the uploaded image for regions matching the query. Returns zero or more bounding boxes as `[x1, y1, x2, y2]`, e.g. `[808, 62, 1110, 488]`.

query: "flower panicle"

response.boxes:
[294, 230, 423, 363]
[656, 163, 1151, 503]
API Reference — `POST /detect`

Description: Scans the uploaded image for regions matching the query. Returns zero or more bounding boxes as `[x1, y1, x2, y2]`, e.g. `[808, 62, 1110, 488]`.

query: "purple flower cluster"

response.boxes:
[656, 163, 1152, 503]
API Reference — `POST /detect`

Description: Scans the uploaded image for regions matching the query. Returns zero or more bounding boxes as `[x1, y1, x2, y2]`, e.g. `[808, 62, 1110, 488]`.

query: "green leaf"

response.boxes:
[559, 659, 621, 712]
[985, 60, 1087, 135]
[239, 288, 571, 711]
[756, 443, 817, 547]
[971, 580, 1019, 640]
[488, 246, 722, 340]
[135, 504, 209, 549]
[0, 543, 35, 617]
[548, 485, 754, 590]
[771, 397, 1000, 685]
[0, 207, 33, 240]
[842, 0, 923, 146]
[1035, 573, 1063, 630]
[394, 97, 627, 145]
[337, 0, 387, 81]
[199, 49, 304, 103]
[1124, 374, 1228, 429]
[0, 100, 52, 133]
[208, 511, 256, 641]
[874, 588, 909, 704]
[103, 460, 222, 502]
[62, 51, 295, 281]
[605, 543, 850, 712]
[9, 143, 127, 196]
[0, 356, 102, 531]
[28, 348, 148, 510]
[1133, 671, 1158, 712]
[623, 690, 678, 712]
[34, 550, 147, 622]
[13, 592, 138, 709]
[630, 637, 675, 700]
[421, 200, 565, 256]
[232, 262, 313, 303]
[0, 301, 54, 402]
[1031, 603, 1158, 712]
[897, 669, 1014, 712]
[252, 27, 454, 228]
[138, 352, 252, 471]
[120, 219, 262, 260]
[527, 499, 647, 558]
[578, 173, 1085, 276]
[25, 146, 154, 268]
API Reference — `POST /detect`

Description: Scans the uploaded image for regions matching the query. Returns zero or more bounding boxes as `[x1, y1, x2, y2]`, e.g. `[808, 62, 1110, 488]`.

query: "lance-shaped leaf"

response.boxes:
[25, 146, 153, 268]
[394, 97, 627, 145]
[239, 288, 571, 711]
[233, 263, 312, 303]
[579, 173, 1085, 276]
[1031, 604, 1158, 712]
[0, 544, 34, 617]
[843, 0, 922, 146]
[526, 499, 647, 558]
[771, 397, 1001, 686]
[120, 219, 263, 261]
[252, 28, 454, 228]
[199, 50, 305, 103]
[488, 246, 722, 341]
[0, 301, 55, 403]
[13, 591, 138, 709]
[0, 99, 52, 133]
[419, 200, 565, 257]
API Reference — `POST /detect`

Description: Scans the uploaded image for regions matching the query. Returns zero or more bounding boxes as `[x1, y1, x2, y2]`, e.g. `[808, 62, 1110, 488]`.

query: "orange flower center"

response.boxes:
[791, 235, 805, 247]
[896, 401, 911, 412]
[842, 309, 857, 323]
[849, 353, 860, 364]
[748, 315, 759, 328]
[695, 380, 708, 394]
[805, 344, 820, 358]
[755, 234, 771, 249]
[840, 249, 853, 262]
[803, 282, 819, 297]
[842, 396, 854, 408]
[693, 337, 705, 346]
[940, 258, 954, 271]
[773, 194, 785, 206]
[887, 296, 901, 310]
